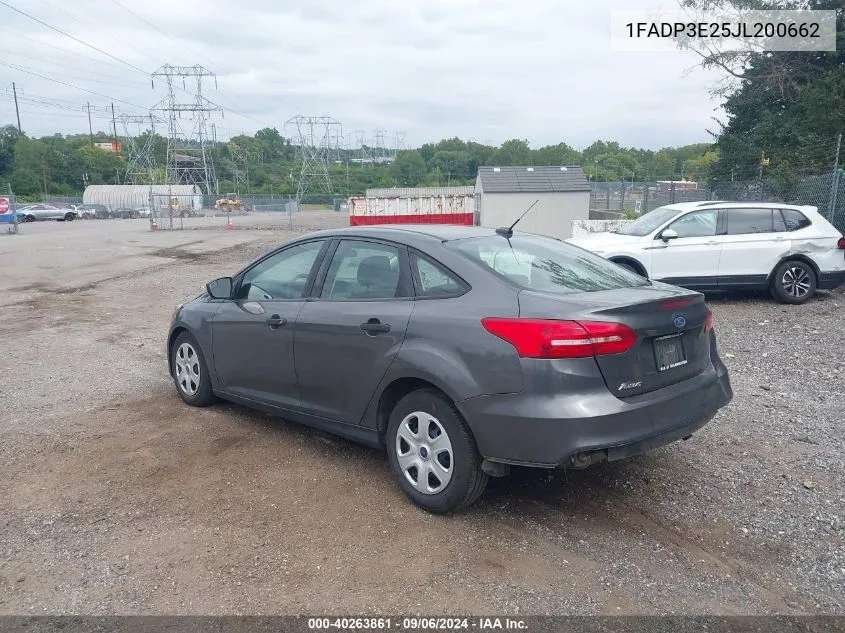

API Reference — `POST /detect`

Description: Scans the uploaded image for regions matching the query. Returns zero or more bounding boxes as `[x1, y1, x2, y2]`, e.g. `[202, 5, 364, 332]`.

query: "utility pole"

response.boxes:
[87, 103, 93, 145]
[111, 103, 118, 146]
[12, 82, 21, 133]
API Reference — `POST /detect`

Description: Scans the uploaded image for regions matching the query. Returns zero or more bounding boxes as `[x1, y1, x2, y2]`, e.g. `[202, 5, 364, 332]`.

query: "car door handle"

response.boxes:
[360, 319, 391, 334]
[706, 240, 720, 245]
[266, 314, 287, 328]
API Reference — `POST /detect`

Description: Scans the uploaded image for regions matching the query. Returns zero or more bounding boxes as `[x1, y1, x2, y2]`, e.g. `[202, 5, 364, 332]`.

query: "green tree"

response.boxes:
[390, 150, 427, 186]
[493, 139, 532, 165]
[679, 0, 845, 183]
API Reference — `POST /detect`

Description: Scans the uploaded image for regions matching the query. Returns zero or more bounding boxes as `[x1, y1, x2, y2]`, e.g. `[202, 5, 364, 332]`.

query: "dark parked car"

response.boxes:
[167, 225, 733, 513]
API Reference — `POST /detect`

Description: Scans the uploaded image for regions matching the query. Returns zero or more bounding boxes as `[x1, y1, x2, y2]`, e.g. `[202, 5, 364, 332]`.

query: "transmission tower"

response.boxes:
[121, 113, 160, 185]
[151, 64, 223, 195]
[228, 143, 250, 195]
[285, 115, 342, 202]
[354, 130, 371, 163]
[392, 131, 406, 158]
[373, 128, 388, 161]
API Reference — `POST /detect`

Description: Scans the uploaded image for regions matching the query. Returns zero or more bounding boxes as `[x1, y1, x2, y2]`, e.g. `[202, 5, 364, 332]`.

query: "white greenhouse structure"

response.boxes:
[82, 185, 203, 212]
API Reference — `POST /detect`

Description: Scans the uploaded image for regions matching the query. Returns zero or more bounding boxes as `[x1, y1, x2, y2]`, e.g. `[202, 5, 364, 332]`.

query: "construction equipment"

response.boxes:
[215, 193, 246, 213]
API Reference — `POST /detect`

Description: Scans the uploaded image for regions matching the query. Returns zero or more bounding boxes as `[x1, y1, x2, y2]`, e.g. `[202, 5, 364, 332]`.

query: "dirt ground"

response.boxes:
[0, 212, 842, 615]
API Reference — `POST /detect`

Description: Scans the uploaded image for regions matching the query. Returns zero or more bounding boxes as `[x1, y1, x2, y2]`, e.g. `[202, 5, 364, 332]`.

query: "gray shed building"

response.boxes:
[475, 166, 590, 239]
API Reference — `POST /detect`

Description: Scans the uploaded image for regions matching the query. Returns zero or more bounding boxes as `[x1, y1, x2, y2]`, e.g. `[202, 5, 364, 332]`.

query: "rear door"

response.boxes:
[648, 208, 722, 287]
[294, 238, 414, 424]
[718, 207, 786, 287]
[211, 239, 328, 409]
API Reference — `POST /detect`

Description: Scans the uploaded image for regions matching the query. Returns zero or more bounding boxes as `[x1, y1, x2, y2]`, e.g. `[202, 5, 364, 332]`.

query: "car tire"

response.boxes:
[25, 215, 35, 223]
[613, 261, 641, 276]
[64, 212, 75, 222]
[770, 260, 817, 305]
[171, 331, 217, 407]
[386, 389, 488, 514]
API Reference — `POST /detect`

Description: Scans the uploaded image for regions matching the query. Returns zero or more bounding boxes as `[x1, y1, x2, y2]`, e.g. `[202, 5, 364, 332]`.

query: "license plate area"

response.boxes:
[653, 332, 687, 372]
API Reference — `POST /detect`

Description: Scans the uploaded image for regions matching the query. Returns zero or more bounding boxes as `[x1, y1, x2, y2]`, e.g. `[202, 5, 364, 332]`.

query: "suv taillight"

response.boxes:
[837, 237, 845, 249]
[481, 318, 636, 359]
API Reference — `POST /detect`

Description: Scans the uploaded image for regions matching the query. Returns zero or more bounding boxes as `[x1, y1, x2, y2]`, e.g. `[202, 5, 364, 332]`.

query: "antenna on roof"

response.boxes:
[495, 199, 540, 239]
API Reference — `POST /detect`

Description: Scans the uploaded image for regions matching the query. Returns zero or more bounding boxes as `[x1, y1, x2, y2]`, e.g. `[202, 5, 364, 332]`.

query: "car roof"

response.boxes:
[297, 224, 503, 246]
[663, 200, 820, 213]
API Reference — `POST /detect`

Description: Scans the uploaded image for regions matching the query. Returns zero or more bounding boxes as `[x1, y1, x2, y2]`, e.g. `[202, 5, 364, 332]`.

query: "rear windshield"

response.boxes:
[451, 234, 650, 295]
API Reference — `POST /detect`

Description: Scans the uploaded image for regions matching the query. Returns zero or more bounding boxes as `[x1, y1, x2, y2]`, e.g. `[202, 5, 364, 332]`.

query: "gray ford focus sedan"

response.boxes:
[167, 224, 733, 513]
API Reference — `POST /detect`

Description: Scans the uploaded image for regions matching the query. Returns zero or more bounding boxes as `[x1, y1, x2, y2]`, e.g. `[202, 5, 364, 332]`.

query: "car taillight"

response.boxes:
[837, 237, 845, 249]
[480, 318, 637, 359]
[704, 306, 713, 333]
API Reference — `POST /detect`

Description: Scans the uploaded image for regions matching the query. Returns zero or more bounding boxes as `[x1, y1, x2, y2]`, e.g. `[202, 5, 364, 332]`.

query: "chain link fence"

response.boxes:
[590, 172, 845, 232]
[1, 187, 19, 235]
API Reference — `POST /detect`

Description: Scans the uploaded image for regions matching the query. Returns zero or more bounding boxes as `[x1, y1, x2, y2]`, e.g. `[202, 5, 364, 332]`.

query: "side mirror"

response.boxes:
[660, 228, 679, 242]
[206, 277, 233, 299]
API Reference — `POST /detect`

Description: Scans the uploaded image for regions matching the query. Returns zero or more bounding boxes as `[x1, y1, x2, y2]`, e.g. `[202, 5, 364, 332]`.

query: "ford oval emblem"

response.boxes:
[673, 315, 687, 329]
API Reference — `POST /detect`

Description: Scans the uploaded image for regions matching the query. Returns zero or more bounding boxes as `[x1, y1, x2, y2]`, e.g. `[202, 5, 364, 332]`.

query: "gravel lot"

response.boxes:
[0, 212, 842, 615]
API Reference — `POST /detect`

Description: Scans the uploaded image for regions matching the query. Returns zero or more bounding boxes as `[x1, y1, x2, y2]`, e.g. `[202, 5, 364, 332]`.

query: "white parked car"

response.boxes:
[566, 202, 845, 304]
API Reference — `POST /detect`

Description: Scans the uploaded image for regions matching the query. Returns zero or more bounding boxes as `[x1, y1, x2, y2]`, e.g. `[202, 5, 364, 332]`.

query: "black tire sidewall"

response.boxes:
[171, 332, 216, 406]
[386, 389, 483, 514]
[771, 260, 817, 304]
[615, 262, 638, 275]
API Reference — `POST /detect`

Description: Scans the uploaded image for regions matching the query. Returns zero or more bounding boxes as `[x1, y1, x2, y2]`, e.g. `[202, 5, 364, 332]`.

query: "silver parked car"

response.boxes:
[18, 204, 78, 222]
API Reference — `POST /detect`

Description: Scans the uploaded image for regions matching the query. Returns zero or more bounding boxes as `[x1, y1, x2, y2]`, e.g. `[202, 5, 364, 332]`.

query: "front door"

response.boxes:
[649, 208, 722, 288]
[211, 239, 328, 409]
[294, 239, 415, 424]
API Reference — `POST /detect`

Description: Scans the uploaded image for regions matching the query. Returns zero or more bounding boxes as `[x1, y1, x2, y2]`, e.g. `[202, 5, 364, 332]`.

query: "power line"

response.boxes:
[0, 0, 148, 75]
[3, 55, 147, 90]
[34, 0, 157, 62]
[1, 0, 273, 132]
[0, 62, 146, 110]
[107, 0, 225, 72]
[2, 31, 146, 77]
[4, 52, 146, 87]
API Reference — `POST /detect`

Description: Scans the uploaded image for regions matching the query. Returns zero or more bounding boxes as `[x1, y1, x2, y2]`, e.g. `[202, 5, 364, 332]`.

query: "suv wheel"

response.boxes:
[171, 332, 217, 406]
[64, 212, 75, 221]
[386, 389, 488, 514]
[771, 260, 816, 305]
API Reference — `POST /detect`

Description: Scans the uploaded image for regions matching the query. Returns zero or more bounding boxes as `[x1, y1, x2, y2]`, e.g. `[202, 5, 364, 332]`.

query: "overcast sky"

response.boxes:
[0, 0, 725, 150]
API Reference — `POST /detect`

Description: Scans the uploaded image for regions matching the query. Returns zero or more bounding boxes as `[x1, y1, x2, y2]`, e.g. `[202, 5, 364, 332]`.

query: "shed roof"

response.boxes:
[477, 166, 589, 193]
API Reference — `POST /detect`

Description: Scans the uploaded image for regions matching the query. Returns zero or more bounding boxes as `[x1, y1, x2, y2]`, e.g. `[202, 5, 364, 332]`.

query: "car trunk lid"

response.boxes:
[517, 284, 712, 398]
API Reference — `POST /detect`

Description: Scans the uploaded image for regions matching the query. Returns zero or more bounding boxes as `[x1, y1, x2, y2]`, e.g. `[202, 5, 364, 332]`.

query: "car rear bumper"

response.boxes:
[818, 270, 845, 290]
[457, 333, 733, 468]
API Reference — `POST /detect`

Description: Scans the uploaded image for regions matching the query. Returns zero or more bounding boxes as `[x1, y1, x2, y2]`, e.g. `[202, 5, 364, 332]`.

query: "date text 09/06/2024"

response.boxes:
[307, 617, 528, 630]
[625, 21, 821, 39]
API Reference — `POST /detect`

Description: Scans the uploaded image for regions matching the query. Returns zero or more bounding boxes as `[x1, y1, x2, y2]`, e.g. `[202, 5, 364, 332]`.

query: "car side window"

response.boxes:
[321, 240, 408, 300]
[665, 210, 718, 238]
[726, 208, 775, 234]
[412, 254, 467, 297]
[780, 209, 812, 231]
[238, 240, 325, 301]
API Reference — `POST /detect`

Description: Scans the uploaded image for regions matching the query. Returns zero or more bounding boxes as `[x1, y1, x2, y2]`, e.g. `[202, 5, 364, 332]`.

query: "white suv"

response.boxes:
[566, 202, 845, 304]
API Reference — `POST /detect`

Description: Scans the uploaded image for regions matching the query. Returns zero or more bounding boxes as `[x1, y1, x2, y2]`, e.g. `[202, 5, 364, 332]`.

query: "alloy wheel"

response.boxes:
[781, 266, 811, 299]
